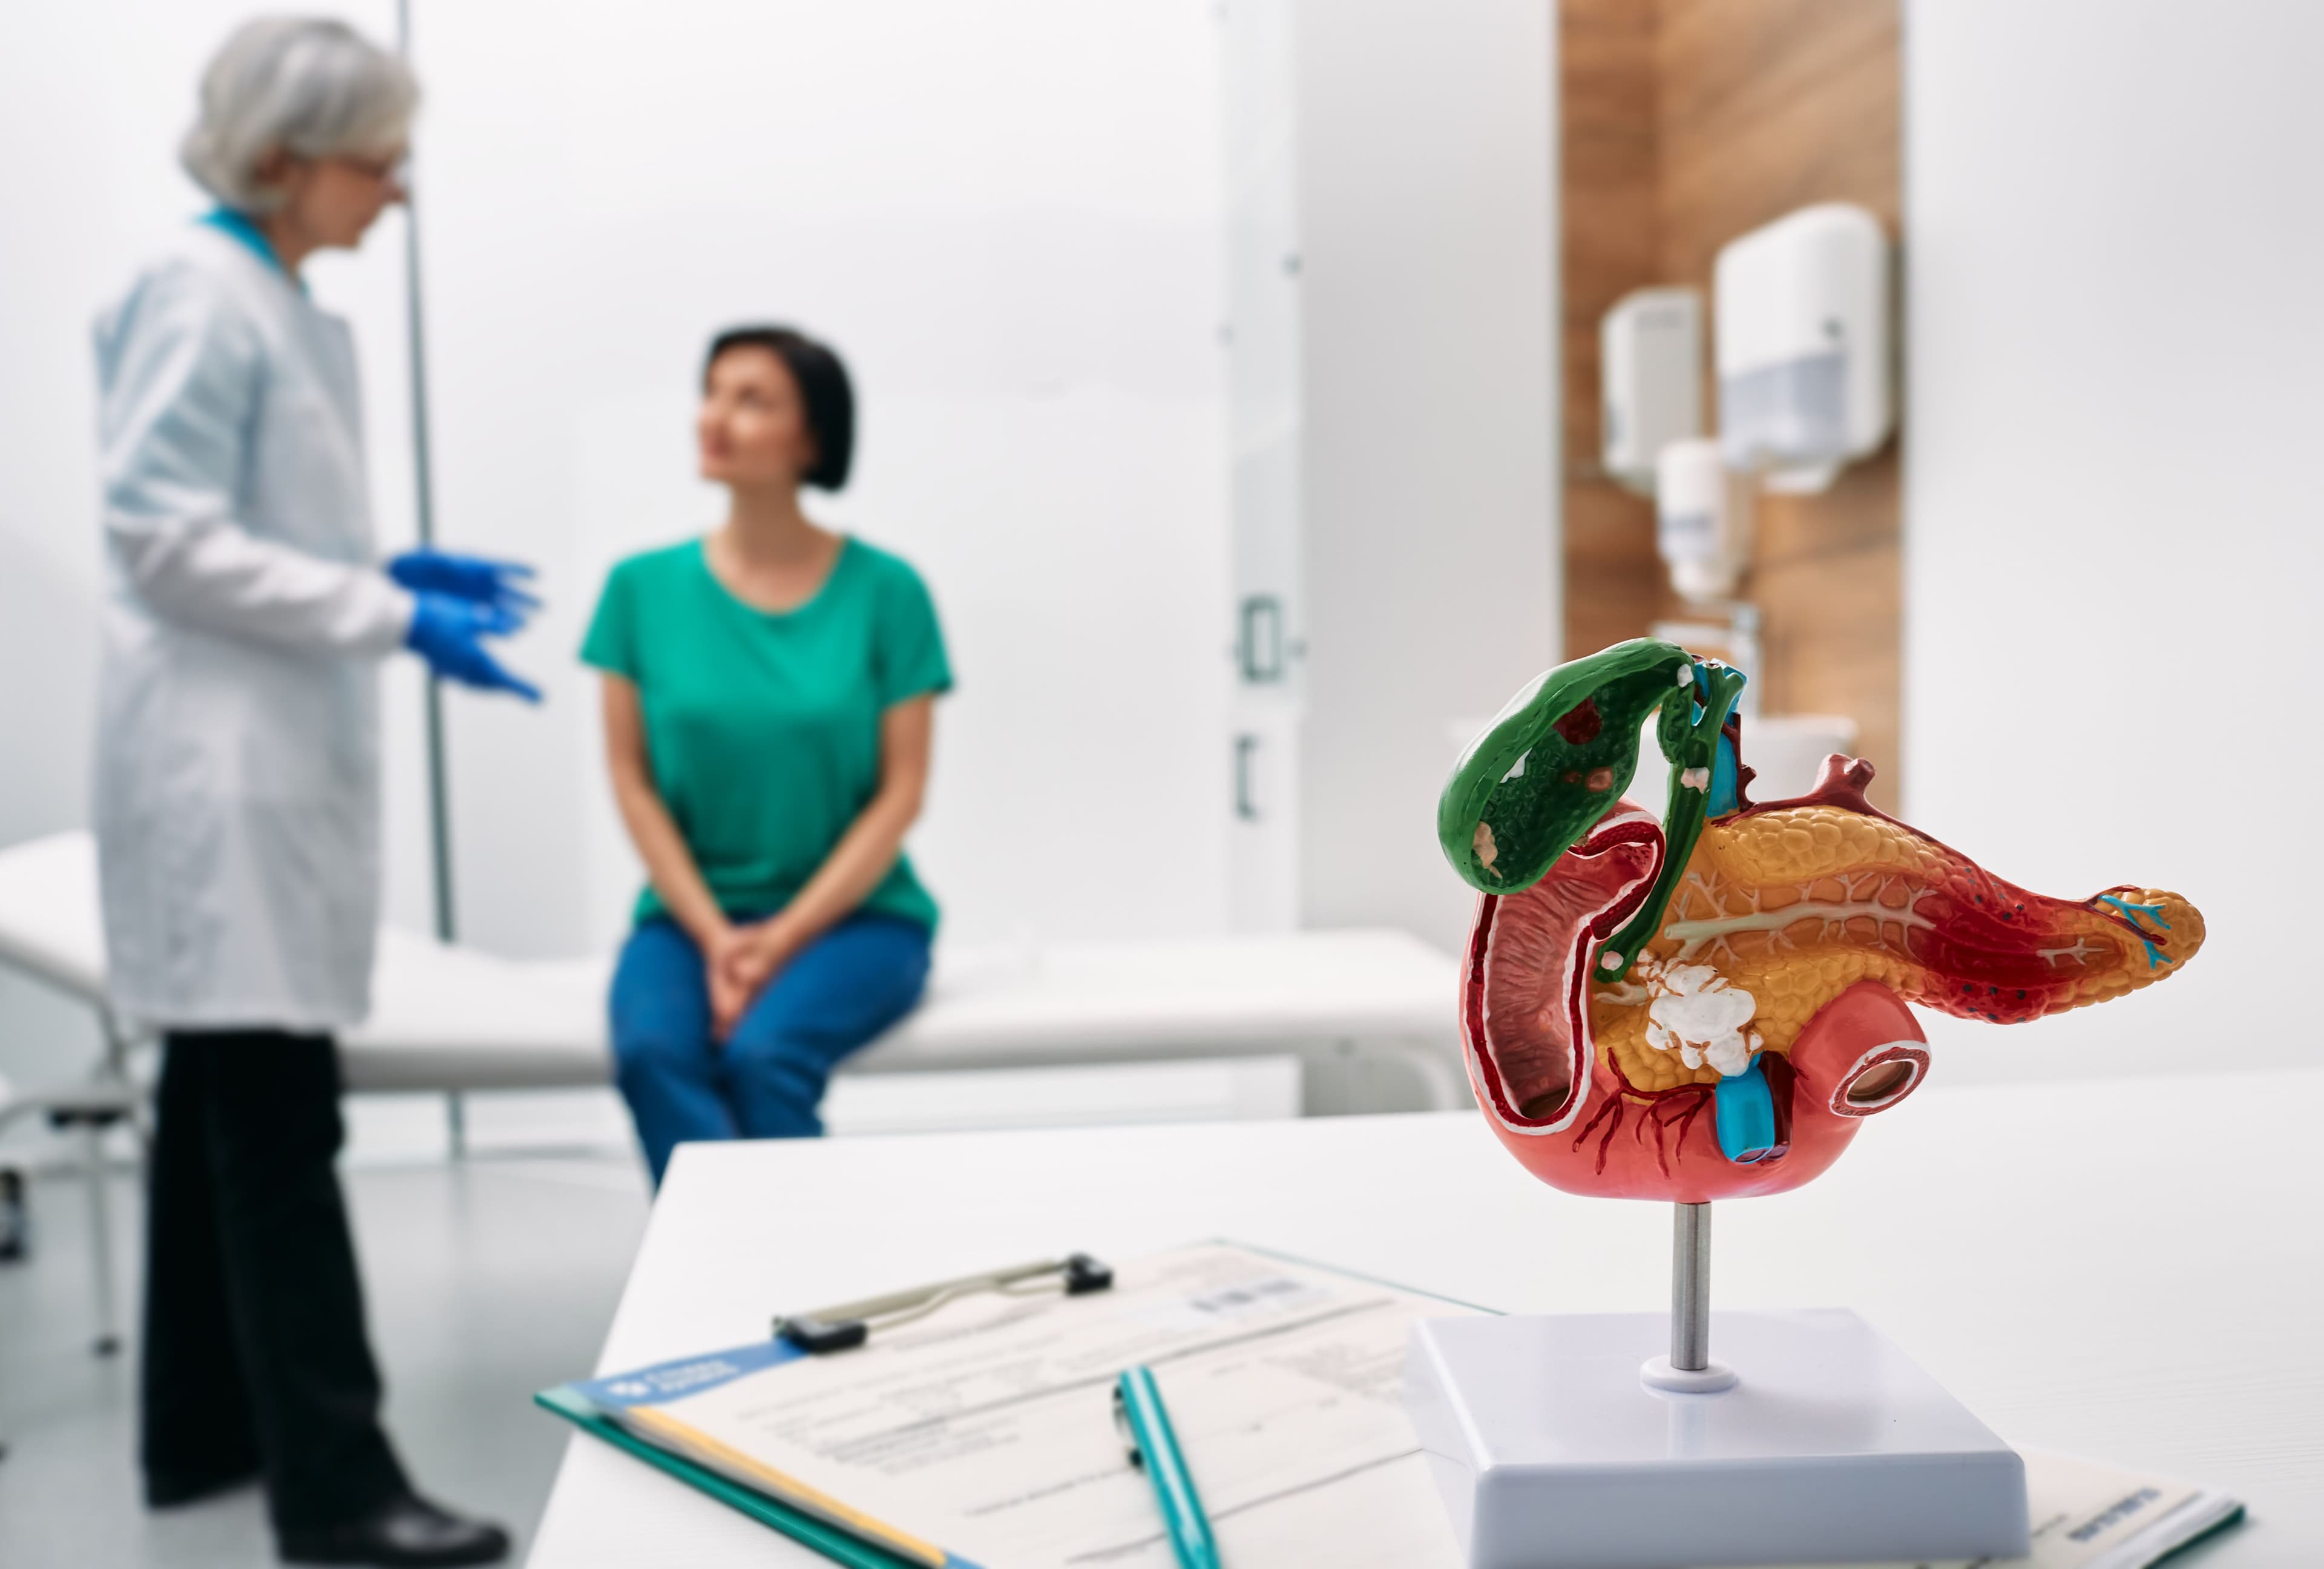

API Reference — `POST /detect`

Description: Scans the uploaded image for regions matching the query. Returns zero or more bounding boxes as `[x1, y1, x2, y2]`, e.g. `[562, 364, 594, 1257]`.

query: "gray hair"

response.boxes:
[179, 17, 418, 212]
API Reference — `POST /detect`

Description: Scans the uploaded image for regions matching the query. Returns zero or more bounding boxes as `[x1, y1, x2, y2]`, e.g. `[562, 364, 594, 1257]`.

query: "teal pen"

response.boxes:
[1113, 1366, 1223, 1569]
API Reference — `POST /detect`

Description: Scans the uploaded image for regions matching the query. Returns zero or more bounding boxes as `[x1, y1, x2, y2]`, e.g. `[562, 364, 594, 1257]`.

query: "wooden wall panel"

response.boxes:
[1558, 0, 1672, 662]
[1558, 0, 1903, 808]
[1656, 0, 1902, 809]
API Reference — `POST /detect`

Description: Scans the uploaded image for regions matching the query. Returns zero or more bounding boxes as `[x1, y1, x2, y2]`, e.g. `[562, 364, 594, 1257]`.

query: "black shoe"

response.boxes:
[278, 1493, 511, 1566]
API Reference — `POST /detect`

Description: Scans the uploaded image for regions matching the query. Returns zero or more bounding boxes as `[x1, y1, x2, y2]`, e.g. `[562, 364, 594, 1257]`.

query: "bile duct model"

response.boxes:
[1402, 639, 2204, 1569]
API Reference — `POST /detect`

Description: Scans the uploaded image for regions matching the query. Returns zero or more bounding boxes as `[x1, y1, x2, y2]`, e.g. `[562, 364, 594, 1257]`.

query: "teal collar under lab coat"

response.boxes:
[200, 208, 306, 291]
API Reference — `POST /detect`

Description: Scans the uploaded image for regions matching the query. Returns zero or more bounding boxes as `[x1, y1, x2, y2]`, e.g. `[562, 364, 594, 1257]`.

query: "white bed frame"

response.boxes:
[0, 831, 1465, 1350]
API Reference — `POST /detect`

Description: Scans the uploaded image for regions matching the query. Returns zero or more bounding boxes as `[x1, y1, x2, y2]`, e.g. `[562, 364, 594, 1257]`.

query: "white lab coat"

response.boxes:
[92, 223, 413, 1032]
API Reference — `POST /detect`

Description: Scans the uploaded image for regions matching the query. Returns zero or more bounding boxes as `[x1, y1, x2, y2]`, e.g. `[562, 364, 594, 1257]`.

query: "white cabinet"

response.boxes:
[1218, 0, 1559, 951]
[1221, 0, 1307, 931]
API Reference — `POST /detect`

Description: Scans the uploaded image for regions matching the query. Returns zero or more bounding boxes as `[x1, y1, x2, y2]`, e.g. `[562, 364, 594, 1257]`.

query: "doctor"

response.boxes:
[94, 19, 526, 1566]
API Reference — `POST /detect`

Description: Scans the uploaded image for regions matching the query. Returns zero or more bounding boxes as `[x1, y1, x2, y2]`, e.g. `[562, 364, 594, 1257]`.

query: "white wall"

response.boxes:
[1, 1, 1551, 1150]
[0, 1, 1232, 1165]
[407, 0, 1233, 955]
[0, 2, 1234, 964]
[1293, 0, 1559, 953]
[1903, 0, 2324, 1081]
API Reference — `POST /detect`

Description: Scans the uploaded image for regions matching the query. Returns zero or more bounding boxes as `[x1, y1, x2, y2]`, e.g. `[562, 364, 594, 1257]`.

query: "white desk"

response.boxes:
[527, 1070, 2324, 1566]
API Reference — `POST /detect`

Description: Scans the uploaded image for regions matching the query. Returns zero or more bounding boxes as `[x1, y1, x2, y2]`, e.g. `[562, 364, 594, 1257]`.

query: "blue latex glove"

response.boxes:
[387, 548, 540, 619]
[405, 592, 542, 702]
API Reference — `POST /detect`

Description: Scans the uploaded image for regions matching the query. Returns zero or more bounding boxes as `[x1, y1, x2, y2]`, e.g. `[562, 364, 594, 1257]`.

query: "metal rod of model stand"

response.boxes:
[1672, 1202, 1712, 1372]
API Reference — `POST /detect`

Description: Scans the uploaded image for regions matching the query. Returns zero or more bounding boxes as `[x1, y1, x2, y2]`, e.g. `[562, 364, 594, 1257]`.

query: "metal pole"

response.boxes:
[1671, 1201, 1711, 1372]
[83, 1122, 120, 1356]
[395, 0, 465, 1160]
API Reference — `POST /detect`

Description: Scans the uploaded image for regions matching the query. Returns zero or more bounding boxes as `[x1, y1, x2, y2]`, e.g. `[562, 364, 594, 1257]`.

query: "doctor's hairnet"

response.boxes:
[180, 17, 418, 213]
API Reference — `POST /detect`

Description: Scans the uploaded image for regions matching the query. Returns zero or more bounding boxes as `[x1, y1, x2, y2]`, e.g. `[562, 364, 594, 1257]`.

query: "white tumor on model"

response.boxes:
[1636, 957, 1762, 1077]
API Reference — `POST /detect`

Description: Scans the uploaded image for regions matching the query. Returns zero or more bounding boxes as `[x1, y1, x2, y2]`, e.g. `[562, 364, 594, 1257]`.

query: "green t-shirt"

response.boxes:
[580, 536, 952, 932]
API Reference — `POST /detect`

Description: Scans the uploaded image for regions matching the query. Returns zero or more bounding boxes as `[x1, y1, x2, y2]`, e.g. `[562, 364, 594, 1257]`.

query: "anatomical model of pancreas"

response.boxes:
[1437, 639, 2204, 1203]
[1589, 761, 2203, 1097]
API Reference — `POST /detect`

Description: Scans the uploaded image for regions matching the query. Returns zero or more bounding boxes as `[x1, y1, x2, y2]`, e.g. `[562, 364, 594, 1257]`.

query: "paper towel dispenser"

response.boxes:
[1714, 203, 1892, 493]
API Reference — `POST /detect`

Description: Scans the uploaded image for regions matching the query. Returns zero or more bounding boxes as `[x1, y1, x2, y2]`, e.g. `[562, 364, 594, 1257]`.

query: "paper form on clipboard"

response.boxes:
[553, 1241, 1478, 1567]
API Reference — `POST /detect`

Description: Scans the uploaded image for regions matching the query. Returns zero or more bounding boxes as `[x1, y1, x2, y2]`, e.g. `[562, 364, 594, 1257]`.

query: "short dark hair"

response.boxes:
[703, 324, 855, 490]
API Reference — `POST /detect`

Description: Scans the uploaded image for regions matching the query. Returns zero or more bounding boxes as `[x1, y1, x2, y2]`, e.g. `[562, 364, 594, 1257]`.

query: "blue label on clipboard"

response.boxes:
[574, 1338, 810, 1412]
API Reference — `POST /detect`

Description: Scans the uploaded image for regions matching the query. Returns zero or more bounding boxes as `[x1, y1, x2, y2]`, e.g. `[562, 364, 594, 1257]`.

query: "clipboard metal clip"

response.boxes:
[773, 1252, 1114, 1354]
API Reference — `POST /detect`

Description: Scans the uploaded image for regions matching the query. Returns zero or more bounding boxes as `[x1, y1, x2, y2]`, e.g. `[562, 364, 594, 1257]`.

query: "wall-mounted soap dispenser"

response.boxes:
[1600, 286, 1703, 493]
[1715, 202, 1892, 493]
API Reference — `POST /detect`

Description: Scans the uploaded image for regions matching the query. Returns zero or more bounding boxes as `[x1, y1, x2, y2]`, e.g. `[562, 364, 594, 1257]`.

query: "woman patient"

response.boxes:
[583, 326, 950, 1185]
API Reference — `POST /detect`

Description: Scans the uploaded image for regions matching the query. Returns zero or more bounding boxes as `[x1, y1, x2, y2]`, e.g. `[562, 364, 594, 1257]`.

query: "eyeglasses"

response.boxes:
[330, 151, 411, 190]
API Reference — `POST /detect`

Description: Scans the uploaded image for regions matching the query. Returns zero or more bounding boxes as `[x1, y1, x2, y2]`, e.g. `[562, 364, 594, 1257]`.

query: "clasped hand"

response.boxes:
[705, 918, 803, 1039]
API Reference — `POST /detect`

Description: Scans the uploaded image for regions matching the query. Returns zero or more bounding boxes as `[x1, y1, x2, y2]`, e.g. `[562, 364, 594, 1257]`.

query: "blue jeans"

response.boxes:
[609, 912, 931, 1186]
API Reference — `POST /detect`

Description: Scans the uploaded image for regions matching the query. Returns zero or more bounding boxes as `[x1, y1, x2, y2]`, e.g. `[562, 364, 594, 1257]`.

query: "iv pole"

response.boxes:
[394, 0, 465, 1159]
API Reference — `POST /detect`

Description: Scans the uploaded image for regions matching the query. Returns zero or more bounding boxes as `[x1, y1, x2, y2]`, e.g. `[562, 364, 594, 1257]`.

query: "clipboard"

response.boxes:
[536, 1240, 1484, 1569]
[533, 1384, 921, 1569]
[536, 1250, 1126, 1569]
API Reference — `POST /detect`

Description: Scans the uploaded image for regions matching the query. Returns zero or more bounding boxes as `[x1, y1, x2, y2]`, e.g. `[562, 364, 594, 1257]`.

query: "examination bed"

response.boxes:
[0, 830, 1463, 1346]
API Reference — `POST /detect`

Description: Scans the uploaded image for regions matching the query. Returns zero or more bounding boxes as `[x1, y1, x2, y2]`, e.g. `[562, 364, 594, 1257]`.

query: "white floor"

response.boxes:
[0, 1058, 1303, 1566]
[0, 1157, 650, 1567]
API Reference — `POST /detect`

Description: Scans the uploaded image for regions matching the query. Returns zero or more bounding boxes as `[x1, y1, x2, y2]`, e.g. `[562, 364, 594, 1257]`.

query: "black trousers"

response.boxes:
[142, 1030, 407, 1533]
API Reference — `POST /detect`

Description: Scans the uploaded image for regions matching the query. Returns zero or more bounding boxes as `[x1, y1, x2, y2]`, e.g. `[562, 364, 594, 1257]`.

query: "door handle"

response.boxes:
[1238, 595, 1284, 684]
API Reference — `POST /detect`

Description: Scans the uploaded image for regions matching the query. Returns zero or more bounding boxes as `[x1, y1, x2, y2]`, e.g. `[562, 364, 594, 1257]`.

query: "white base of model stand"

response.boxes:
[1402, 1206, 2029, 1569]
